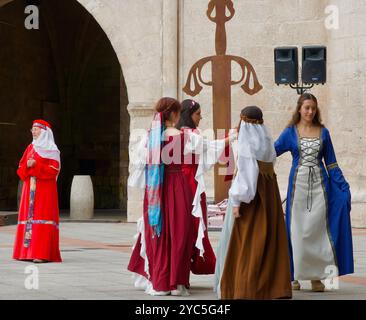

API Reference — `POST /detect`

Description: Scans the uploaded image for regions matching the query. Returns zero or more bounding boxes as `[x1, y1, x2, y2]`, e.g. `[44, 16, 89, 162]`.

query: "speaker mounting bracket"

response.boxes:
[289, 83, 314, 95]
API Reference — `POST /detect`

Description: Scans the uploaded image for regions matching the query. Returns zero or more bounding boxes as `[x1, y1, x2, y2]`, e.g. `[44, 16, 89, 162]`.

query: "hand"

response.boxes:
[229, 128, 237, 135]
[233, 206, 240, 218]
[27, 159, 36, 168]
[228, 129, 238, 142]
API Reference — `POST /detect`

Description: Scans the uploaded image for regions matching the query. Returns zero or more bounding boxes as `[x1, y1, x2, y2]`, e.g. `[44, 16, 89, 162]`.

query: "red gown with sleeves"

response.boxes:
[128, 133, 195, 291]
[181, 128, 216, 274]
[13, 144, 62, 262]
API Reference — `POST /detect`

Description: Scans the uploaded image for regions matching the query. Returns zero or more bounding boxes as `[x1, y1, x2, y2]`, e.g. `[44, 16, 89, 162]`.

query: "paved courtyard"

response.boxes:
[1, 221, 366, 300]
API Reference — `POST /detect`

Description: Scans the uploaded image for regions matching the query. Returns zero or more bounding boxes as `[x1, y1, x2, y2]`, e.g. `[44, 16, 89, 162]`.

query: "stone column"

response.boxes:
[126, 0, 179, 222]
[127, 102, 155, 222]
[162, 0, 178, 98]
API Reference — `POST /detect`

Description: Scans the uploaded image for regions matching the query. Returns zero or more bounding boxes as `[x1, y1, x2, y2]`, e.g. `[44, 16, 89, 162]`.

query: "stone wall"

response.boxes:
[180, 0, 328, 201]
[178, 0, 366, 226]
[123, 0, 366, 224]
[324, 0, 366, 226]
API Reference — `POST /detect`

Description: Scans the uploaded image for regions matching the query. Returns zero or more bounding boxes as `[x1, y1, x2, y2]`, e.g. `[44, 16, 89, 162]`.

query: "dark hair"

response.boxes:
[237, 105, 263, 131]
[241, 106, 263, 121]
[155, 97, 181, 122]
[176, 99, 201, 129]
[287, 93, 323, 127]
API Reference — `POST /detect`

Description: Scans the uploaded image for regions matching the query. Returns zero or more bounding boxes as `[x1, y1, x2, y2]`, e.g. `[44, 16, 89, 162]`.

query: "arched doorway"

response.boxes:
[0, 0, 129, 214]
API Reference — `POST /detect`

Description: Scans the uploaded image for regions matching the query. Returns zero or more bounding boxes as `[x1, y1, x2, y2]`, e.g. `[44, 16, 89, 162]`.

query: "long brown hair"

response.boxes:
[287, 93, 324, 128]
[176, 99, 200, 129]
[155, 97, 181, 122]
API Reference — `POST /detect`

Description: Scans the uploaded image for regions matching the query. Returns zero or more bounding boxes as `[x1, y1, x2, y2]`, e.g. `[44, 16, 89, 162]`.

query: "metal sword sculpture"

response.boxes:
[183, 0, 263, 202]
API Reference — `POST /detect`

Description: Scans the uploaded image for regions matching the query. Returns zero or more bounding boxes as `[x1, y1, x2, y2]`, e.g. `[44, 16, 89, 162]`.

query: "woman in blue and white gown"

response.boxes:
[274, 93, 354, 292]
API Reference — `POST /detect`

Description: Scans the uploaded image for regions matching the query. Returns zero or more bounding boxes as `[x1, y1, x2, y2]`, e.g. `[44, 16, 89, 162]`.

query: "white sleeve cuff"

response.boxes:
[231, 200, 241, 208]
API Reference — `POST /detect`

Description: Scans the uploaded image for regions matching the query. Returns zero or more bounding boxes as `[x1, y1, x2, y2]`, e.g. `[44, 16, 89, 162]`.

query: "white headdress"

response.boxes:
[237, 119, 276, 163]
[32, 121, 61, 165]
[229, 113, 276, 206]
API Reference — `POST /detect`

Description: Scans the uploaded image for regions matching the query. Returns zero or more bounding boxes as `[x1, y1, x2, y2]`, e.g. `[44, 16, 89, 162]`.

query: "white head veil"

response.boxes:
[237, 120, 276, 163]
[229, 111, 276, 207]
[32, 122, 61, 165]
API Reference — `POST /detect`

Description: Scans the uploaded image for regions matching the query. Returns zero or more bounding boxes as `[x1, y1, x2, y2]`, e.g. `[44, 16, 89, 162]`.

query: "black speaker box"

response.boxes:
[302, 46, 326, 84]
[274, 46, 298, 85]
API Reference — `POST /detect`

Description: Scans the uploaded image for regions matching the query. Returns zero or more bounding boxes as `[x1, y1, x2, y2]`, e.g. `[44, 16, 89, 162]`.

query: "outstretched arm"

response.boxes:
[274, 127, 291, 157]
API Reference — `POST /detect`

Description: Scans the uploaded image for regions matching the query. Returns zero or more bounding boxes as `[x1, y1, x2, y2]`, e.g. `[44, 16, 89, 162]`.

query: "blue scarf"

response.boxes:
[146, 112, 165, 237]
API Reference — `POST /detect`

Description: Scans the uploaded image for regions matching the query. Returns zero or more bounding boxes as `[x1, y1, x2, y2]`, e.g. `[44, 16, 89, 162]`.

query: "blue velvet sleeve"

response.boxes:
[323, 128, 350, 191]
[323, 129, 354, 276]
[323, 128, 351, 211]
[274, 127, 291, 157]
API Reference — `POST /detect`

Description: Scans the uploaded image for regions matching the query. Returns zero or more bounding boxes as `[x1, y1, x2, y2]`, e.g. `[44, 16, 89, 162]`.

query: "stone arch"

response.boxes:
[0, 0, 130, 213]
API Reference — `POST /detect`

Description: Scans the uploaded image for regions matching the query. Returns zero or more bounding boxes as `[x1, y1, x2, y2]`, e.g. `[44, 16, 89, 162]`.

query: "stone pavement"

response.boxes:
[1, 222, 366, 300]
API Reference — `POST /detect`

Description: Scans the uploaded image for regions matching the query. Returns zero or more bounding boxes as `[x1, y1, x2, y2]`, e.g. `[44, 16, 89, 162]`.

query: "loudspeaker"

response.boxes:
[274, 47, 298, 85]
[302, 46, 326, 84]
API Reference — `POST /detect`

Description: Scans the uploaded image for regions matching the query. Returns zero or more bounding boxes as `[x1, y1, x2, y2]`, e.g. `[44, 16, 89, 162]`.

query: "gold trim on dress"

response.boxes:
[326, 162, 338, 170]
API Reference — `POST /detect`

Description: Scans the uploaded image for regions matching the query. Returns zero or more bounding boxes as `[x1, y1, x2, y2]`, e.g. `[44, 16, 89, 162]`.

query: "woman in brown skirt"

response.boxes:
[217, 106, 292, 300]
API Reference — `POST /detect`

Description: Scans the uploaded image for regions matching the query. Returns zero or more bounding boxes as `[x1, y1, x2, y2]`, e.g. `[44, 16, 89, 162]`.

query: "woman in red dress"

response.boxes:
[176, 99, 219, 274]
[13, 119, 62, 263]
[128, 97, 195, 296]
